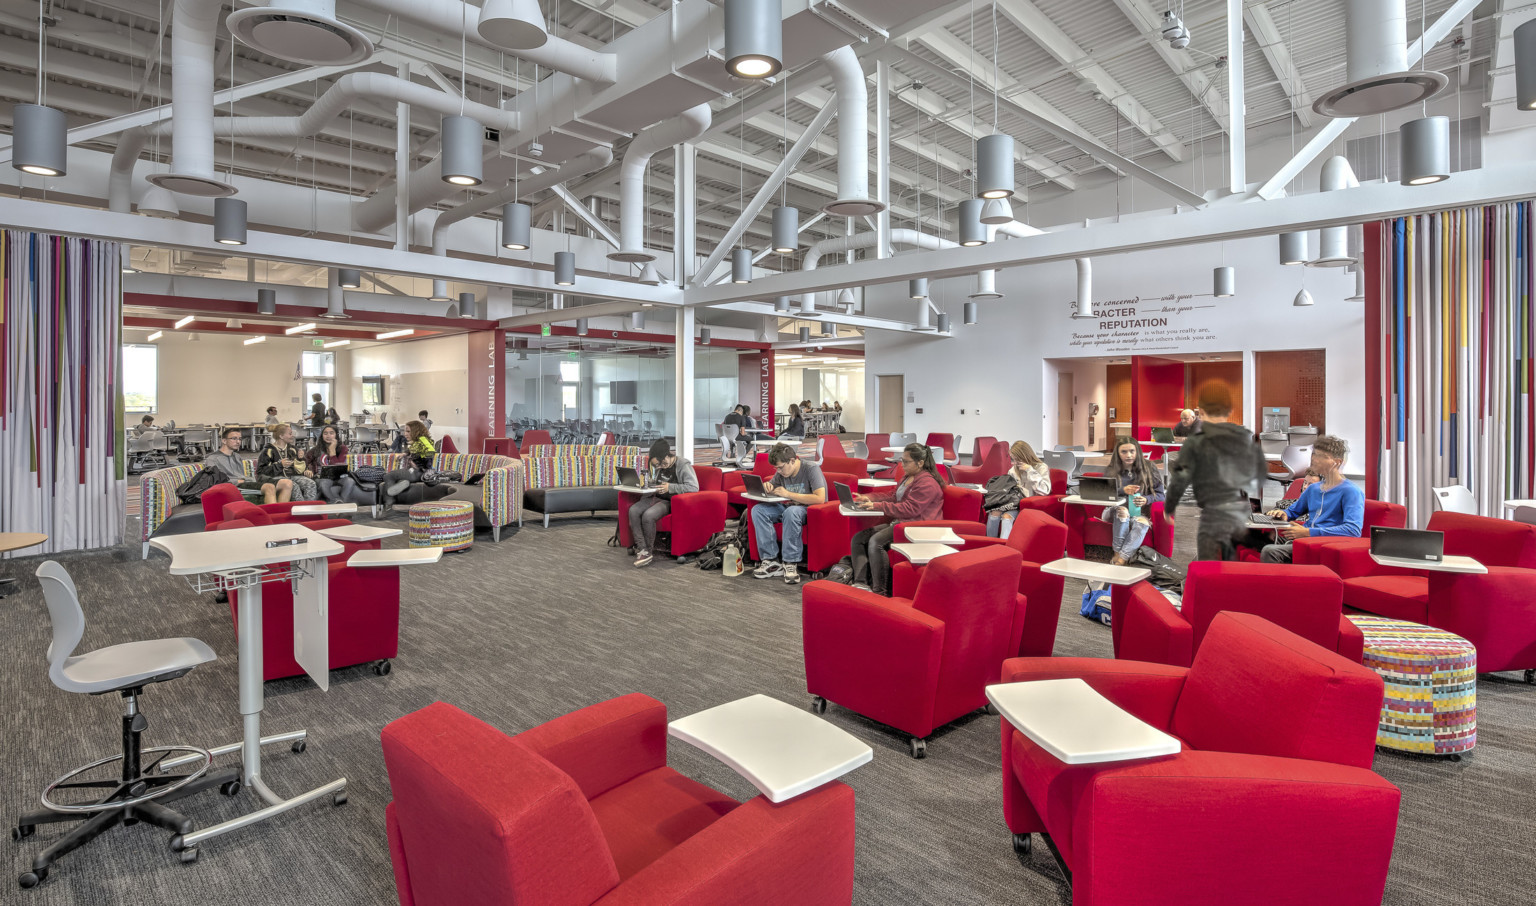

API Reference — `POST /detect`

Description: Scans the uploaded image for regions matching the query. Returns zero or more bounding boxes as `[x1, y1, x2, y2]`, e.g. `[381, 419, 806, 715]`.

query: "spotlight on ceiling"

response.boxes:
[723, 0, 782, 79]
[12, 103, 67, 177]
[213, 197, 247, 246]
[440, 115, 484, 186]
[478, 0, 549, 51]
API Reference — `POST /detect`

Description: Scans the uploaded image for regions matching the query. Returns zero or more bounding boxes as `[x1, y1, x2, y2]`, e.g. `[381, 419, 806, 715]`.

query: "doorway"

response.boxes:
[1056, 373, 1074, 447]
[877, 375, 904, 433]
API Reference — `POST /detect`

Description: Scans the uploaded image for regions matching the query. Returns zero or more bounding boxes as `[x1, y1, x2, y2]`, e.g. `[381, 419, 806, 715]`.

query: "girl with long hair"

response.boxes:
[846, 442, 945, 595]
[1105, 437, 1165, 565]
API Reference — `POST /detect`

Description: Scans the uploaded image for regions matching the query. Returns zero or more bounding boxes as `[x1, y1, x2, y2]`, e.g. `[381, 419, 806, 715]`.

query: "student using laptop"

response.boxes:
[845, 443, 945, 596]
[1255, 434, 1363, 563]
[629, 439, 699, 569]
[306, 424, 350, 503]
[1103, 437, 1166, 566]
[750, 443, 827, 585]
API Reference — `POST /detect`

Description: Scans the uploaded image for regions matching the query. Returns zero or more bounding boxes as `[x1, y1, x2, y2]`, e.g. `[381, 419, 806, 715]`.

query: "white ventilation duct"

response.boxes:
[1313, 157, 1361, 267]
[821, 46, 884, 217]
[799, 229, 956, 315]
[145, 0, 234, 197]
[610, 104, 712, 262]
[1074, 258, 1095, 319]
[227, 0, 374, 66]
[325, 268, 350, 318]
[1313, 0, 1447, 117]
[429, 147, 614, 259]
[970, 271, 1002, 300]
[358, 0, 614, 82]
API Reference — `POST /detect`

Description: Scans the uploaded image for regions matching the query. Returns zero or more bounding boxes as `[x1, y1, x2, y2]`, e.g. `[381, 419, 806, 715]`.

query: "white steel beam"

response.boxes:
[547, 185, 623, 248]
[715, 302, 928, 334]
[1243, 2, 1313, 128]
[1106, 0, 1230, 133]
[499, 300, 644, 328]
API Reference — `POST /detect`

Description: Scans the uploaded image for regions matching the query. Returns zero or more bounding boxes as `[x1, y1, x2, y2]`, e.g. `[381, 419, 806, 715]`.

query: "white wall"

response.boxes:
[348, 335, 470, 451]
[140, 332, 352, 425]
[864, 234, 1363, 463]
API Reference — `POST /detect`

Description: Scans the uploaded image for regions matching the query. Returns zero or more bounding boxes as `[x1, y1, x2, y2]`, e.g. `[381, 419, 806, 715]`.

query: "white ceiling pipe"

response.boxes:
[1314, 156, 1361, 267]
[610, 104, 712, 262]
[821, 46, 884, 217]
[145, 0, 234, 198]
[1074, 257, 1094, 319]
[800, 229, 957, 312]
[357, 0, 615, 83]
[430, 147, 614, 256]
[994, 220, 1044, 238]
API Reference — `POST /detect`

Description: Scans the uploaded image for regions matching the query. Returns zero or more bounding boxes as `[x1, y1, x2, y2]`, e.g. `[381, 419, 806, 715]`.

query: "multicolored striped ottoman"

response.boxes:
[1347, 614, 1476, 757]
[408, 501, 475, 552]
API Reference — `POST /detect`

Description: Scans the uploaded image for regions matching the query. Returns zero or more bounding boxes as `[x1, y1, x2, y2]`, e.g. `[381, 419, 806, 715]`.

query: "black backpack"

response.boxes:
[1132, 546, 1187, 589]
[174, 467, 227, 505]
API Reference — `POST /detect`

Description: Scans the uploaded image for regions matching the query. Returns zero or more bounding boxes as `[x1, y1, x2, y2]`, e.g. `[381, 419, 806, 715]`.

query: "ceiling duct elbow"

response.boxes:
[227, 0, 374, 65]
[1313, 157, 1361, 267]
[1313, 0, 1447, 117]
[145, 0, 235, 197]
[610, 104, 713, 262]
[821, 46, 884, 217]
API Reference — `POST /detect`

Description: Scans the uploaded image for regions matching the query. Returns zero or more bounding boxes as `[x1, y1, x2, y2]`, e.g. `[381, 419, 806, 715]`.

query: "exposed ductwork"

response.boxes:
[821, 46, 884, 217]
[145, 0, 234, 197]
[1313, 0, 1447, 117]
[358, 0, 615, 83]
[800, 229, 956, 314]
[1313, 156, 1361, 267]
[609, 104, 712, 262]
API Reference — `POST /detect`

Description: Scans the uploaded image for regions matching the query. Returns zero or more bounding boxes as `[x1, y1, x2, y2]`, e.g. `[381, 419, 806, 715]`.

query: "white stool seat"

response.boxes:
[56, 638, 217, 695]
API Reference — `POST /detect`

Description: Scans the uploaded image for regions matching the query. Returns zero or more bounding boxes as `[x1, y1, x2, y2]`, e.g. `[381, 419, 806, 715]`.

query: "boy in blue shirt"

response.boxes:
[1258, 435, 1363, 563]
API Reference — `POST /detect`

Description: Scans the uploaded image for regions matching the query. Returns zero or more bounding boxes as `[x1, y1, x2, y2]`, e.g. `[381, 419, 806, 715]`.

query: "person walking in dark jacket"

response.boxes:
[1165, 387, 1268, 561]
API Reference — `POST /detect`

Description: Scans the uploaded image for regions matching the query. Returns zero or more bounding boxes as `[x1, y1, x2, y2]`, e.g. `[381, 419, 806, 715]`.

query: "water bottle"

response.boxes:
[722, 542, 743, 577]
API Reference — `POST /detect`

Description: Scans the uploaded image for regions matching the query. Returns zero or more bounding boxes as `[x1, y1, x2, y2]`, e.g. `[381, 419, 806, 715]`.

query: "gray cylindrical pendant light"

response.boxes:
[1293, 288, 1315, 307]
[440, 114, 484, 186]
[909, 277, 928, 299]
[1213, 266, 1236, 298]
[458, 292, 477, 319]
[723, 0, 782, 79]
[1518, 19, 1536, 111]
[774, 295, 792, 313]
[701, 328, 711, 345]
[798, 326, 811, 343]
[630, 310, 645, 330]
[577, 318, 589, 336]
[936, 312, 951, 333]
[256, 289, 277, 315]
[1278, 231, 1308, 265]
[501, 202, 531, 250]
[976, 133, 1016, 199]
[820, 320, 833, 336]
[959, 199, 987, 247]
[979, 197, 1013, 225]
[337, 268, 361, 288]
[731, 247, 753, 284]
[772, 205, 799, 253]
[213, 197, 247, 245]
[1400, 116, 1450, 186]
[430, 280, 451, 301]
[12, 103, 67, 176]
[964, 301, 978, 325]
[554, 251, 576, 285]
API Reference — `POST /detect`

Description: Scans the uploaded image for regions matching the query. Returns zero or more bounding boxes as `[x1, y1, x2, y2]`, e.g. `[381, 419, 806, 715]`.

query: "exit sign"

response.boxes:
[567, 351, 578, 360]
[541, 324, 552, 337]
[312, 338, 324, 347]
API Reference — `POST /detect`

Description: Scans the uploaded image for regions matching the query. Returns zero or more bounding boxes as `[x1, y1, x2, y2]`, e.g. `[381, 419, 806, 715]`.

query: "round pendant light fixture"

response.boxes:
[798, 326, 811, 344]
[554, 251, 576, 286]
[213, 197, 248, 246]
[976, 133, 1016, 199]
[731, 248, 753, 284]
[772, 206, 799, 253]
[979, 197, 1013, 225]
[337, 268, 361, 288]
[1517, 19, 1536, 111]
[910, 278, 929, 299]
[501, 202, 531, 250]
[137, 184, 181, 219]
[227, 0, 374, 65]
[1399, 116, 1450, 186]
[701, 328, 712, 345]
[12, 104, 67, 177]
[963, 301, 978, 325]
[630, 310, 645, 330]
[478, 0, 549, 51]
[1293, 288, 1315, 307]
[440, 115, 484, 187]
[959, 199, 988, 247]
[577, 318, 589, 336]
[774, 295, 792, 313]
[836, 287, 856, 312]
[458, 292, 477, 319]
[1312, 0, 1446, 117]
[1213, 266, 1236, 298]
[430, 280, 452, 302]
[1278, 231, 1309, 265]
[256, 289, 278, 315]
[723, 0, 783, 79]
[637, 262, 663, 285]
[936, 312, 951, 333]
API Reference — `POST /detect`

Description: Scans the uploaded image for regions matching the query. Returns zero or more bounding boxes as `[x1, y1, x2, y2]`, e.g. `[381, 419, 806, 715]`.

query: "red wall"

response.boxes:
[466, 329, 506, 452]
[1130, 355, 1185, 441]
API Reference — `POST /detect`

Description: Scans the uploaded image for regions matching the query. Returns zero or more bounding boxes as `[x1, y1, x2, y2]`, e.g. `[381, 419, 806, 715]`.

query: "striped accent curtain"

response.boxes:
[1, 231, 126, 554]
[1377, 202, 1533, 525]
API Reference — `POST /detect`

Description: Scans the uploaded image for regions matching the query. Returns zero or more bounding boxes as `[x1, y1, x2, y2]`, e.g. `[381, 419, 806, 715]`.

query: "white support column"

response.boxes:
[1227, 0, 1246, 194]
[674, 305, 696, 460]
[875, 59, 892, 260]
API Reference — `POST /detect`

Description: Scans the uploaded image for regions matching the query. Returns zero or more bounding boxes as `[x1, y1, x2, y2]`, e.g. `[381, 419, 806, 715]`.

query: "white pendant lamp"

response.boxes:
[12, 104, 67, 177]
[963, 301, 978, 325]
[970, 271, 1003, 300]
[337, 268, 361, 288]
[976, 134, 1015, 199]
[772, 206, 799, 253]
[637, 262, 662, 285]
[1517, 19, 1536, 111]
[440, 115, 484, 186]
[458, 292, 477, 319]
[723, 0, 782, 79]
[213, 197, 247, 245]
[959, 200, 987, 247]
[256, 289, 277, 315]
[138, 185, 180, 219]
[798, 294, 821, 318]
[554, 251, 576, 286]
[1213, 266, 1236, 298]
[226, 0, 373, 66]
[1313, 0, 1446, 117]
[836, 287, 856, 312]
[979, 197, 1013, 225]
[1399, 116, 1450, 185]
[478, 0, 549, 51]
[731, 248, 753, 284]
[1278, 231, 1309, 265]
[1293, 288, 1315, 307]
[909, 278, 928, 299]
[501, 202, 531, 250]
[774, 295, 792, 313]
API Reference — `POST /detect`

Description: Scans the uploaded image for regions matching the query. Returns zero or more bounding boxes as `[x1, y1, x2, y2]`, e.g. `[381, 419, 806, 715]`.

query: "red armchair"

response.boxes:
[742, 470, 864, 574]
[803, 546, 1026, 757]
[520, 428, 554, 448]
[1015, 469, 1068, 522]
[1330, 512, 1536, 675]
[999, 612, 1399, 906]
[616, 465, 728, 557]
[951, 440, 1008, 485]
[863, 433, 892, 466]
[1062, 496, 1174, 559]
[1291, 498, 1409, 569]
[819, 456, 867, 479]
[215, 518, 400, 680]
[892, 509, 1069, 657]
[200, 483, 335, 529]
[925, 432, 958, 464]
[382, 695, 856, 906]
[1115, 562, 1364, 666]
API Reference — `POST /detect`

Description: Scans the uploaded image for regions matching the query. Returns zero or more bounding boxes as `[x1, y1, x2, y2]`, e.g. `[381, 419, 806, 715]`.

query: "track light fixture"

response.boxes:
[723, 0, 782, 79]
[731, 248, 753, 284]
[976, 134, 1015, 199]
[440, 115, 484, 186]
[1399, 116, 1450, 186]
[12, 103, 67, 177]
[1213, 266, 1236, 298]
[501, 202, 531, 250]
[554, 251, 576, 286]
[213, 197, 247, 246]
[772, 206, 799, 253]
[256, 289, 277, 315]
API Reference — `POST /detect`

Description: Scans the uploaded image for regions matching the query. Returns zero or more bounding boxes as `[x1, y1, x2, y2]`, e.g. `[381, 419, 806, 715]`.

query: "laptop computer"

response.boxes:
[833, 481, 878, 517]
[616, 466, 646, 488]
[740, 473, 781, 502]
[463, 472, 487, 486]
[318, 465, 348, 480]
[1150, 426, 1175, 444]
[1371, 527, 1445, 563]
[1077, 476, 1120, 502]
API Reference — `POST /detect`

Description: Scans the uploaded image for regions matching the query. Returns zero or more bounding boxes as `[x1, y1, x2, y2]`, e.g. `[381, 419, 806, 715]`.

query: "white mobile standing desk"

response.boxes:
[152, 524, 348, 847]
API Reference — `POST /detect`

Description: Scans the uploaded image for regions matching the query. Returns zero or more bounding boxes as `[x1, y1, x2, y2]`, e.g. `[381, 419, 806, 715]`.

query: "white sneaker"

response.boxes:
[634, 551, 653, 568]
[783, 564, 800, 585]
[754, 560, 784, 579]
[851, 582, 872, 592]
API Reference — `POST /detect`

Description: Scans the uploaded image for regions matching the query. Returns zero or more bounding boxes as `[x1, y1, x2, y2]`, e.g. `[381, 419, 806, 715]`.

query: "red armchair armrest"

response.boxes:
[513, 692, 668, 800]
[1429, 567, 1536, 673]
[804, 502, 857, 573]
[594, 783, 855, 906]
[665, 490, 728, 556]
[1337, 615, 1366, 663]
[1016, 493, 1065, 523]
[1115, 584, 1194, 667]
[1331, 538, 1421, 580]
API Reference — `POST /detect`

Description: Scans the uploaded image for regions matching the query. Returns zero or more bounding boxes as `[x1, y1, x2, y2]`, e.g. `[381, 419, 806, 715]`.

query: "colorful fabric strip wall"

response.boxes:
[1376, 202, 1533, 526]
[1, 230, 125, 554]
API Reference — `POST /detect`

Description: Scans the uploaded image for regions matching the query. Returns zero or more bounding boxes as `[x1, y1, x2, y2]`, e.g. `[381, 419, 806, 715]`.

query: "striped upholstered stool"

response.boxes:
[408, 501, 475, 552]
[1346, 614, 1476, 758]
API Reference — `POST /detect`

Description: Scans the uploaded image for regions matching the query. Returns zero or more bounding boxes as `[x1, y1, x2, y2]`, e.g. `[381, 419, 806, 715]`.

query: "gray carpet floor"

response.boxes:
[2, 495, 1533, 904]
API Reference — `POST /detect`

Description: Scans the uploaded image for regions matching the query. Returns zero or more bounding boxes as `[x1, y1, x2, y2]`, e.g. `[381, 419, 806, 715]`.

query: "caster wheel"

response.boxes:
[810, 696, 827, 715]
[373, 660, 392, 676]
[220, 780, 242, 797]
[1448, 753, 1463, 763]
[12, 825, 34, 842]
[1525, 669, 1534, 685]
[19, 868, 46, 889]
[291, 740, 307, 754]
[213, 590, 228, 605]
[333, 791, 348, 807]
[908, 737, 927, 759]
[178, 847, 199, 864]
[1012, 833, 1032, 855]
[984, 703, 1000, 716]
